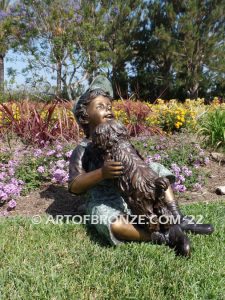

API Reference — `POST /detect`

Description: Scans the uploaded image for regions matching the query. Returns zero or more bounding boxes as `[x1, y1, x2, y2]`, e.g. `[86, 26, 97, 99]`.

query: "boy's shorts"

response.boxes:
[85, 162, 175, 246]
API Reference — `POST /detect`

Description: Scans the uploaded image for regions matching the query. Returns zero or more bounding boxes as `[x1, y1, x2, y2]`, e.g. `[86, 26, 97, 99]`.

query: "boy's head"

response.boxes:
[73, 76, 113, 138]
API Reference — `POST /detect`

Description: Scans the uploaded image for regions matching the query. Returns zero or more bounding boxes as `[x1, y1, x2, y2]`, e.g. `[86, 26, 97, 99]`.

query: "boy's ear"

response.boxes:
[81, 112, 89, 125]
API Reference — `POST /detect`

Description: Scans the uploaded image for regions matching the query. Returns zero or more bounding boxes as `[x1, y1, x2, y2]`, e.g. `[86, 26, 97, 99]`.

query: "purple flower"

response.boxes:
[113, 6, 120, 15]
[204, 157, 210, 165]
[8, 168, 15, 176]
[3, 183, 21, 197]
[172, 183, 186, 193]
[182, 166, 192, 177]
[153, 154, 161, 161]
[143, 143, 147, 148]
[47, 150, 56, 156]
[56, 145, 63, 151]
[0, 10, 9, 21]
[56, 153, 62, 158]
[75, 14, 82, 23]
[65, 150, 73, 158]
[8, 160, 16, 167]
[177, 174, 185, 183]
[37, 166, 45, 173]
[7, 199, 17, 209]
[193, 183, 202, 191]
[171, 163, 181, 173]
[0, 172, 6, 180]
[34, 149, 43, 157]
[179, 185, 187, 192]
[56, 160, 65, 169]
[145, 156, 153, 164]
[52, 169, 68, 184]
[0, 190, 8, 201]
[194, 161, 200, 169]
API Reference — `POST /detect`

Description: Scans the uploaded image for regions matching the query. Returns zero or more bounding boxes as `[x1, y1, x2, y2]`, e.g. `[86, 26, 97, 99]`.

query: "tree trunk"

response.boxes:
[56, 61, 62, 96]
[0, 54, 4, 92]
[112, 62, 128, 99]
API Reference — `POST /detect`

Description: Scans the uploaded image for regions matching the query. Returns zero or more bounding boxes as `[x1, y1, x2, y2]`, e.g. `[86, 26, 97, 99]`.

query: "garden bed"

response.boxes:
[1, 132, 224, 218]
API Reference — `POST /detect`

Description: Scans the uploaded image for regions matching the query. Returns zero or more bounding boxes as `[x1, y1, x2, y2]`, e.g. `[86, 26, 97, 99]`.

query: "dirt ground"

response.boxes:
[3, 154, 224, 218]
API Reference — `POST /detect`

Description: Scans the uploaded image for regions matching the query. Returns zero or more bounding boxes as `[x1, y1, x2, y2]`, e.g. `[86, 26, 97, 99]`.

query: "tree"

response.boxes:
[16, 0, 86, 98]
[173, 0, 225, 99]
[78, 0, 143, 98]
[131, 0, 225, 100]
[0, 0, 12, 91]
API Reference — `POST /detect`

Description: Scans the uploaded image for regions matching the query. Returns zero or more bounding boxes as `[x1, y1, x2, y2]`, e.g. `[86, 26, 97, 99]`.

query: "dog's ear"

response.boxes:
[111, 120, 129, 139]
[93, 122, 111, 150]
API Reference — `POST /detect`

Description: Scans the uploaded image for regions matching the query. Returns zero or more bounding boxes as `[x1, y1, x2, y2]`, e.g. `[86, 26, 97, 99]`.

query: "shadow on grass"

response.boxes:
[40, 184, 86, 217]
[40, 184, 111, 247]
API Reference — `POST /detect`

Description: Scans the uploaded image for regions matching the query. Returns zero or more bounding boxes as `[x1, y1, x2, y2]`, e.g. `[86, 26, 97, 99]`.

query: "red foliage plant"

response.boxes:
[113, 100, 163, 136]
[0, 100, 80, 145]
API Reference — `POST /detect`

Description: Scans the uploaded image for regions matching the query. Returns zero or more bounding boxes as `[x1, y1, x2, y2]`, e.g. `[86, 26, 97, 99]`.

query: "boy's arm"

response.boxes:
[69, 161, 124, 194]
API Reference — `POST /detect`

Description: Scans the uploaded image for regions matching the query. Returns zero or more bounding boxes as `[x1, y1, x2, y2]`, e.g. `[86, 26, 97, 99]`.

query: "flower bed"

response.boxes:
[0, 97, 224, 145]
[0, 97, 224, 215]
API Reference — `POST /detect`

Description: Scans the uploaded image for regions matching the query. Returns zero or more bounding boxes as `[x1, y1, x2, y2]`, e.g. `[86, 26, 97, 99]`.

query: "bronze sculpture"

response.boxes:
[91, 119, 171, 232]
[69, 75, 214, 258]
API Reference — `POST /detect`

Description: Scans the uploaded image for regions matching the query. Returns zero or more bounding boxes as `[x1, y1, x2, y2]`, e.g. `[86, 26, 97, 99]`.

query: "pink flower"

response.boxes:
[47, 150, 56, 156]
[56, 145, 63, 151]
[65, 150, 73, 158]
[204, 157, 210, 165]
[193, 183, 202, 191]
[0, 172, 6, 180]
[52, 169, 68, 184]
[8, 168, 15, 176]
[34, 149, 43, 157]
[0, 190, 8, 201]
[56, 160, 65, 169]
[7, 199, 17, 210]
[145, 156, 153, 164]
[153, 154, 161, 161]
[37, 166, 45, 173]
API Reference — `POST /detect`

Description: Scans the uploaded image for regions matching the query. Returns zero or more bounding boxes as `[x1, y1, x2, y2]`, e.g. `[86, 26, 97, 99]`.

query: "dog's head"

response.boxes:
[92, 120, 129, 152]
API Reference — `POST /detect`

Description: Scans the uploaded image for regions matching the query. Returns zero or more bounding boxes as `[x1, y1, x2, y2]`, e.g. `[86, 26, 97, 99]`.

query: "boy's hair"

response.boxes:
[73, 88, 113, 138]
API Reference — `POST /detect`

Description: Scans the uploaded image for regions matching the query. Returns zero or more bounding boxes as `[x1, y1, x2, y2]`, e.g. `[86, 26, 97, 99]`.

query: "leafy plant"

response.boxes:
[0, 100, 79, 145]
[14, 158, 44, 195]
[198, 108, 225, 152]
[131, 133, 209, 192]
[113, 100, 163, 136]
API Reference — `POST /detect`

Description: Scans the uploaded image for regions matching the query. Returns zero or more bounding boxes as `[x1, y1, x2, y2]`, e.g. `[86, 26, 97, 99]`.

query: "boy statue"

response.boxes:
[68, 76, 214, 257]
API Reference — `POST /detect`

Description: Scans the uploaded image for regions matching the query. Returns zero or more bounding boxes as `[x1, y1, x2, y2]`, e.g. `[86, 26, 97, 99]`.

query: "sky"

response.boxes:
[5, 49, 55, 90]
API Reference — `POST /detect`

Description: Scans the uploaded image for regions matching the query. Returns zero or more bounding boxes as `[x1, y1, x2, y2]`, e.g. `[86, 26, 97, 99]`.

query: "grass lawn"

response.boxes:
[0, 202, 224, 300]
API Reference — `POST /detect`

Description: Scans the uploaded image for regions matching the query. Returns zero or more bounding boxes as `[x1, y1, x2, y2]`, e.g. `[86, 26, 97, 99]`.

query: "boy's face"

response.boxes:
[86, 95, 114, 128]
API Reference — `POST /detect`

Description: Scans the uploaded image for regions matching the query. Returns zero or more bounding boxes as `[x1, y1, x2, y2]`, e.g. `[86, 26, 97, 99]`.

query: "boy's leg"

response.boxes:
[111, 215, 191, 257]
[111, 215, 152, 241]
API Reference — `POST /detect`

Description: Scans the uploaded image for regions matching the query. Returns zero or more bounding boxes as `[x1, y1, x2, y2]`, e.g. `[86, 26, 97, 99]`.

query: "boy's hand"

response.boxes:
[101, 160, 124, 179]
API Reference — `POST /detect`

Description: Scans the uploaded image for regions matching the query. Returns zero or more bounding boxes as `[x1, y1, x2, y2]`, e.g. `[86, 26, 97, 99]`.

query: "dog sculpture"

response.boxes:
[91, 120, 171, 232]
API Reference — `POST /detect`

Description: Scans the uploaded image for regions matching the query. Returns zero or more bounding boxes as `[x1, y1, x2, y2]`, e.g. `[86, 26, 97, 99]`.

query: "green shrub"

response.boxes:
[198, 108, 225, 152]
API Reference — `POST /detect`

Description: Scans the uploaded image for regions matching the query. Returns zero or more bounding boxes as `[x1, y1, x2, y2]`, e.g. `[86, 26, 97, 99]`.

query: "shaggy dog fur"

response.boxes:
[92, 120, 171, 232]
